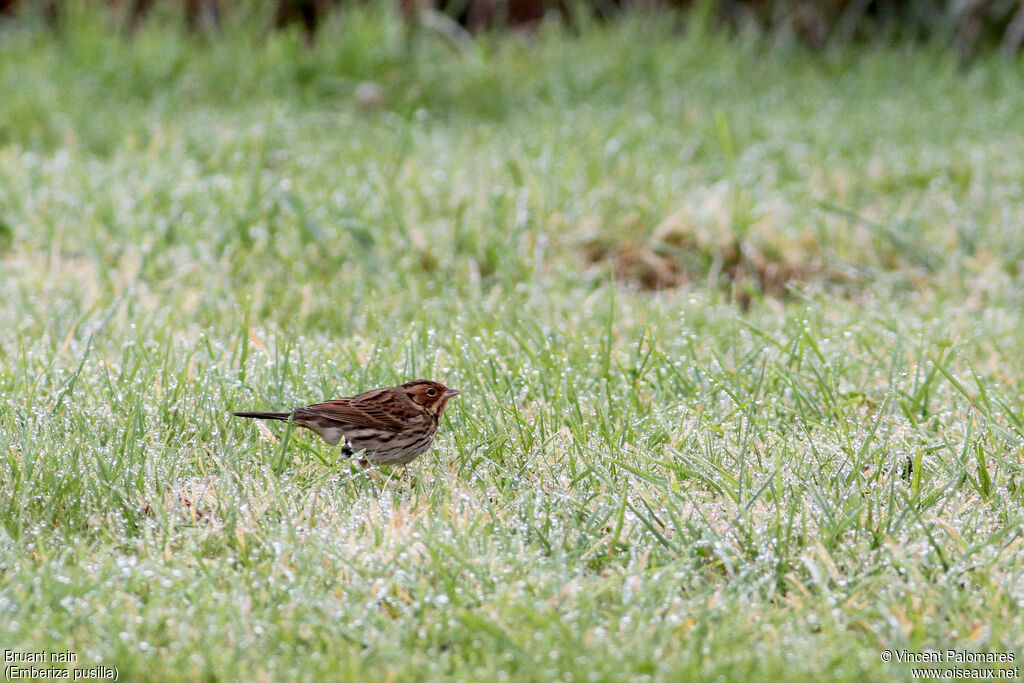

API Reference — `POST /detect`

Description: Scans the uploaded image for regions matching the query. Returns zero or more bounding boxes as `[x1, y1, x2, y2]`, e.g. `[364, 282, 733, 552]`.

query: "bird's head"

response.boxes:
[402, 379, 460, 415]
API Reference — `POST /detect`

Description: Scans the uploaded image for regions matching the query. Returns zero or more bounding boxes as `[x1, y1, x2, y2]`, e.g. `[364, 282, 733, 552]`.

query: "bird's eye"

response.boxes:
[426, 388, 437, 396]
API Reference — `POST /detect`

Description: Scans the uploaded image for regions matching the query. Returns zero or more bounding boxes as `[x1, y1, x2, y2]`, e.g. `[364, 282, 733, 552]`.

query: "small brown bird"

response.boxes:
[232, 380, 460, 466]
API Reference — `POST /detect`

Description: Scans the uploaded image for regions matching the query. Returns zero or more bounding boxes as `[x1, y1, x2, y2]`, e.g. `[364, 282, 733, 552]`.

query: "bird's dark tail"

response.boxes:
[231, 411, 291, 421]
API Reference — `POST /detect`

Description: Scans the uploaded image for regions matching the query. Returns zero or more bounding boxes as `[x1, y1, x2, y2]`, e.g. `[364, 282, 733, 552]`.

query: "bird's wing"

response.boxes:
[296, 395, 410, 432]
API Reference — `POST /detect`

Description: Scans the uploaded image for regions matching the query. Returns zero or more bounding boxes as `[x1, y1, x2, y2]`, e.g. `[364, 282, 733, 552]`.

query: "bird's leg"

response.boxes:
[360, 461, 387, 490]
[387, 465, 416, 495]
[343, 445, 382, 484]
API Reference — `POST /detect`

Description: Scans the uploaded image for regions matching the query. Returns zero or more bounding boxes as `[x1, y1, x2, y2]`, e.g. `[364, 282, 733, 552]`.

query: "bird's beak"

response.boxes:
[443, 388, 461, 398]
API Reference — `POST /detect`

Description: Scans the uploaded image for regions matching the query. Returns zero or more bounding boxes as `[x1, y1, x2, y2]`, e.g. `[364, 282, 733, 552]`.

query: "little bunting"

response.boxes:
[232, 379, 460, 466]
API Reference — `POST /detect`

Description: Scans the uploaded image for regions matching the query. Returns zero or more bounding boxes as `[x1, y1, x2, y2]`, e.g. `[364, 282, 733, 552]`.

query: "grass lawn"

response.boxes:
[2, 7, 1024, 681]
